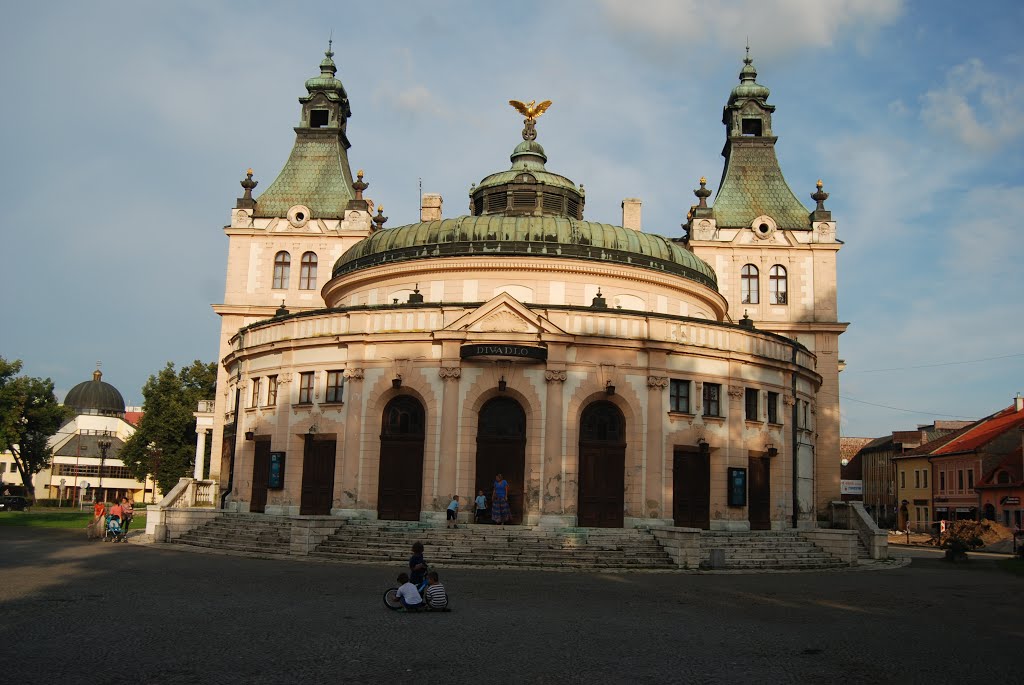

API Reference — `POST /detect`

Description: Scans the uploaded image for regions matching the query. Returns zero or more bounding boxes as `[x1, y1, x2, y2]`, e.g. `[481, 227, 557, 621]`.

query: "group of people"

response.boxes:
[90, 497, 134, 542]
[444, 472, 513, 528]
[395, 541, 449, 612]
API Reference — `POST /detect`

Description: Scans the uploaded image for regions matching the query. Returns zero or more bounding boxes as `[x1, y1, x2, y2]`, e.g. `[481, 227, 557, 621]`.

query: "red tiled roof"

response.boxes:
[931, 405, 1024, 455]
[124, 411, 144, 426]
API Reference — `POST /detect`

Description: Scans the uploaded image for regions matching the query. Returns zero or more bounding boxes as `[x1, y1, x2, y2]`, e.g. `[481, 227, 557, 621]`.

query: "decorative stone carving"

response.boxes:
[278, 373, 292, 385]
[544, 370, 567, 383]
[342, 368, 364, 380]
[438, 367, 462, 380]
[783, 394, 796, 406]
[647, 376, 668, 388]
[727, 385, 744, 398]
[232, 209, 253, 228]
[693, 219, 715, 240]
[479, 310, 529, 333]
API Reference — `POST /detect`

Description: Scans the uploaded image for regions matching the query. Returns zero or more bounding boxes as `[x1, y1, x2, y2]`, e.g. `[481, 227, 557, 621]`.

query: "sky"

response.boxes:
[1, 0, 1022, 439]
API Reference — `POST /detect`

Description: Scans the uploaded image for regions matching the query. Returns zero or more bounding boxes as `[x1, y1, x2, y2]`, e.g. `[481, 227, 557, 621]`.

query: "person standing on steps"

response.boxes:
[446, 495, 460, 529]
[491, 473, 511, 526]
[474, 490, 488, 524]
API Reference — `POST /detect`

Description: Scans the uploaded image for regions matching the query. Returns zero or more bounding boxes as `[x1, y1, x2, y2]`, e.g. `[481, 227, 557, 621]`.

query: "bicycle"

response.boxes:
[382, 576, 427, 610]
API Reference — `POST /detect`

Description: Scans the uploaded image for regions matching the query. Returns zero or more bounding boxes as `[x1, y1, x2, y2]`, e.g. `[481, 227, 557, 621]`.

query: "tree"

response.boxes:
[121, 360, 217, 494]
[0, 356, 70, 496]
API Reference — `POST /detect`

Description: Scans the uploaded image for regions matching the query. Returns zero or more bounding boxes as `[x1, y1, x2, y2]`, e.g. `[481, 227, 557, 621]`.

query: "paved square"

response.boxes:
[1, 529, 1019, 684]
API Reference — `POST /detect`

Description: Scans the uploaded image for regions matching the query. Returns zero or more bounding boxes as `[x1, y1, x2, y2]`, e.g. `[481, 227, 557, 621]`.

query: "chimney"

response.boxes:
[1015, 393, 1023, 411]
[621, 198, 642, 231]
[421, 193, 443, 222]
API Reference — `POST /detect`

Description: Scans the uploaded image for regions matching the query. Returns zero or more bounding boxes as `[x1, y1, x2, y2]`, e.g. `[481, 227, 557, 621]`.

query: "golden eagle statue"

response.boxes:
[508, 99, 553, 121]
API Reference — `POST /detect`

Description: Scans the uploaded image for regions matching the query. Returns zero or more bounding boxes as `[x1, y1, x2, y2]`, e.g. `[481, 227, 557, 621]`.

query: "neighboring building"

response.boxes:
[860, 421, 970, 528]
[44, 370, 156, 504]
[204, 48, 846, 530]
[927, 399, 1024, 525]
[976, 446, 1023, 530]
[839, 437, 871, 502]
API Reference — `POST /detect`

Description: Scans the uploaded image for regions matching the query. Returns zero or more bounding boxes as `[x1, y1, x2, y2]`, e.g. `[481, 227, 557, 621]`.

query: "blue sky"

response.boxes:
[1, 0, 1021, 438]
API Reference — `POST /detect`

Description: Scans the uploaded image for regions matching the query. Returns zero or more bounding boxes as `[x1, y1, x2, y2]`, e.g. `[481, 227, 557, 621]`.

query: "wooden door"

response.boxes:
[299, 439, 336, 515]
[250, 440, 271, 514]
[748, 455, 771, 530]
[475, 398, 526, 524]
[673, 449, 710, 529]
[577, 402, 626, 528]
[377, 396, 425, 521]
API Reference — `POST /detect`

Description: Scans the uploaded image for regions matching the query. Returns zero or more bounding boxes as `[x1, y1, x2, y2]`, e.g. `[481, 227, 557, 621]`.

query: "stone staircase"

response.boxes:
[310, 520, 676, 570]
[171, 513, 293, 555]
[698, 530, 847, 571]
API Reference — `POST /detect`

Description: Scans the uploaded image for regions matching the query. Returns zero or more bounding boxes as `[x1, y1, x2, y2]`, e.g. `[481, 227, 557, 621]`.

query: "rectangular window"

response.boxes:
[325, 371, 344, 403]
[251, 377, 260, 408]
[744, 388, 759, 421]
[939, 471, 945, 492]
[669, 379, 690, 413]
[702, 383, 721, 417]
[266, 375, 278, 406]
[923, 470, 928, 488]
[767, 392, 779, 424]
[924, 507, 929, 524]
[914, 470, 920, 489]
[900, 471, 906, 489]
[299, 372, 315, 404]
[967, 469, 974, 489]
[957, 470, 964, 491]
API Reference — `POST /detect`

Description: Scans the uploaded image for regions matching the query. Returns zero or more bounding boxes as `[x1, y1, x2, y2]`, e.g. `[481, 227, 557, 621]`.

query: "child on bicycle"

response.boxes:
[395, 573, 425, 612]
[409, 541, 427, 589]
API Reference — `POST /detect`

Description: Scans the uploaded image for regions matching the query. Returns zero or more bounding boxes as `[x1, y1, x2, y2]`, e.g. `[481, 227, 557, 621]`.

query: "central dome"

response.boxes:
[332, 215, 717, 288]
[333, 115, 718, 290]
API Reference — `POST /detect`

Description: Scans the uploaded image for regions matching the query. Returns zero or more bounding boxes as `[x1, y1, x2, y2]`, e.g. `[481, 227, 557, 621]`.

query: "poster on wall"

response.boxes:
[269, 452, 286, 489]
[727, 467, 747, 507]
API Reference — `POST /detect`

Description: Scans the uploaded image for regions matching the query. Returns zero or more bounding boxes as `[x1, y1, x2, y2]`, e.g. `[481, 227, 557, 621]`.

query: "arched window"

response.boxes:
[299, 252, 317, 290]
[741, 264, 759, 304]
[272, 251, 290, 289]
[769, 265, 788, 304]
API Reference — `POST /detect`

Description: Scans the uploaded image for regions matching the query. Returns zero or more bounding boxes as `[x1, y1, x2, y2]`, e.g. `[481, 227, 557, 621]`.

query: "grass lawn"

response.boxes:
[0, 510, 145, 529]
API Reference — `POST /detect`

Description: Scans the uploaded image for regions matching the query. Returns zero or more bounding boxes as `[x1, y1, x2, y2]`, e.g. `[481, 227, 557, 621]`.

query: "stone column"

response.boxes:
[646, 376, 668, 521]
[193, 429, 208, 480]
[437, 366, 461, 503]
[541, 369, 567, 523]
[340, 367, 364, 514]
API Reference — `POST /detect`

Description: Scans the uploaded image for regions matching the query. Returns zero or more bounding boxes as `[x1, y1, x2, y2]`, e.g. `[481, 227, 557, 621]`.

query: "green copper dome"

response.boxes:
[332, 215, 718, 289]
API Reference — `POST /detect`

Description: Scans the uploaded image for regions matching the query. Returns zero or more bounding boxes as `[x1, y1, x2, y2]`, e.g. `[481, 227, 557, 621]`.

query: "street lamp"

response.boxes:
[97, 439, 111, 502]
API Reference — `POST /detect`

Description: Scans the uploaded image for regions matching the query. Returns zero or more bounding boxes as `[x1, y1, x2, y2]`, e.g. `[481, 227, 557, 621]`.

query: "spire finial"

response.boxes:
[372, 205, 388, 231]
[694, 176, 712, 208]
[352, 169, 368, 202]
[811, 179, 830, 211]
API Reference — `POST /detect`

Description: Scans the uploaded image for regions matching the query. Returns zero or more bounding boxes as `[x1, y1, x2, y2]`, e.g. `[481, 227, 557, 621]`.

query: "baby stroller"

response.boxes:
[104, 514, 125, 542]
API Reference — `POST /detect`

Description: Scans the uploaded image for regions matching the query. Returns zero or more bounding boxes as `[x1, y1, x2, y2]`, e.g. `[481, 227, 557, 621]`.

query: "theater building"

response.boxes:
[203, 48, 845, 530]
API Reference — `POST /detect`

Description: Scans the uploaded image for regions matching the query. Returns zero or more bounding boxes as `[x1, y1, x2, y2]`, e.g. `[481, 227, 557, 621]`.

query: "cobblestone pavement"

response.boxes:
[1, 529, 1020, 684]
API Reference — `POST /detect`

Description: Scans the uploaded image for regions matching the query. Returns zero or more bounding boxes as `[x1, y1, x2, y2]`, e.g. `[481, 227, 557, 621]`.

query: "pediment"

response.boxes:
[443, 292, 567, 335]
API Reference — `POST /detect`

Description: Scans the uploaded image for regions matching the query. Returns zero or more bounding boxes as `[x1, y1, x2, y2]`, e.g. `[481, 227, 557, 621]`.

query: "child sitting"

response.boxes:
[395, 572, 425, 612]
[424, 571, 449, 611]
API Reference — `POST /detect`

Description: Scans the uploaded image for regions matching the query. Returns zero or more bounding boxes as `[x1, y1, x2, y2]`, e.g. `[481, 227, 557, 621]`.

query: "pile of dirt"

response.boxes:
[940, 519, 1014, 549]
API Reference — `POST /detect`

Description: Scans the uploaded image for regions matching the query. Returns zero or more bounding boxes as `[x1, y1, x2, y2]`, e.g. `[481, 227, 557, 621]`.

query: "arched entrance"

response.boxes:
[475, 397, 526, 525]
[377, 396, 425, 521]
[578, 401, 625, 528]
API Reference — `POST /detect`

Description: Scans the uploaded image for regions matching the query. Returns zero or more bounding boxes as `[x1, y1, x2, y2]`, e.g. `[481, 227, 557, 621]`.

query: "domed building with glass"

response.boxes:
[201, 48, 845, 531]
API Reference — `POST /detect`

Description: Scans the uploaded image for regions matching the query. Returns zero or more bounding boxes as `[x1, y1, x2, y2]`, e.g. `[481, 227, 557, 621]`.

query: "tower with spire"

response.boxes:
[208, 46, 377, 485]
[687, 49, 847, 516]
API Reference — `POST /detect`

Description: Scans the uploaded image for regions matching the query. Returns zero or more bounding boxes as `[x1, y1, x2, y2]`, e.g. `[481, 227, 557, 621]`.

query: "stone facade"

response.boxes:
[207, 49, 843, 532]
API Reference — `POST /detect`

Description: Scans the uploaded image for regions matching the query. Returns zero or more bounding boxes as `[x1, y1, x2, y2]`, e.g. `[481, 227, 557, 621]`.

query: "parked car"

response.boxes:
[0, 496, 30, 511]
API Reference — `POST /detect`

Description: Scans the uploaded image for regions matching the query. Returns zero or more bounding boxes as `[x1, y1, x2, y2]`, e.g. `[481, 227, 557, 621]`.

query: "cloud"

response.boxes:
[597, 0, 903, 60]
[920, 58, 1024, 152]
[945, 184, 1024, 283]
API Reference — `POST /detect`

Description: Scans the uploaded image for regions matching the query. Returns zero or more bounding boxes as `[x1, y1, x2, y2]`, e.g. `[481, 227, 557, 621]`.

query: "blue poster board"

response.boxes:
[269, 452, 286, 489]
[727, 467, 746, 507]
